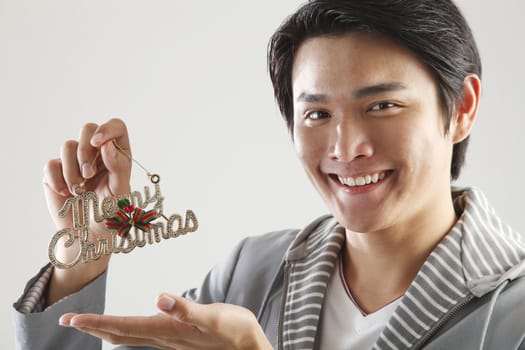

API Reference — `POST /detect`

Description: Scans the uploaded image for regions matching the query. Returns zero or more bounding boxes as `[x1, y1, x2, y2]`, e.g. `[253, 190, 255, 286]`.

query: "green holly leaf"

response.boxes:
[117, 198, 131, 210]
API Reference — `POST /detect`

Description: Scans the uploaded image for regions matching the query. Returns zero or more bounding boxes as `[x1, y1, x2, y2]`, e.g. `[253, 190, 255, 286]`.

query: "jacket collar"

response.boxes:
[452, 187, 525, 296]
[280, 216, 344, 350]
[375, 187, 525, 349]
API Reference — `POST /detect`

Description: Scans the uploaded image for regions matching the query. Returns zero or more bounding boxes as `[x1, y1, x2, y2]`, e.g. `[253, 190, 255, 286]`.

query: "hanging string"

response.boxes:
[75, 139, 160, 195]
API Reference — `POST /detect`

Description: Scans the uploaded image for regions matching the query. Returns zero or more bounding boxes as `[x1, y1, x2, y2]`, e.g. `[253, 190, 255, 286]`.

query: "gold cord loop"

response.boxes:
[78, 139, 158, 190]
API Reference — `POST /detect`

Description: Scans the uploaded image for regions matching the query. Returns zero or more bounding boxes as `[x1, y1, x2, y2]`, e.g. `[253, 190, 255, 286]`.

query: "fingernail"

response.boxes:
[158, 295, 176, 311]
[91, 133, 103, 146]
[81, 163, 95, 179]
[59, 315, 70, 327]
[69, 317, 85, 327]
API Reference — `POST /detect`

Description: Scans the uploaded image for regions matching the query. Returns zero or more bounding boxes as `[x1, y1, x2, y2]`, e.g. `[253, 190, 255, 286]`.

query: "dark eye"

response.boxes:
[370, 102, 397, 111]
[306, 110, 331, 120]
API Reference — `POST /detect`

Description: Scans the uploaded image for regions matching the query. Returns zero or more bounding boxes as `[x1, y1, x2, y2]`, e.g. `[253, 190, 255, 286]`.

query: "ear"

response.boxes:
[449, 74, 481, 144]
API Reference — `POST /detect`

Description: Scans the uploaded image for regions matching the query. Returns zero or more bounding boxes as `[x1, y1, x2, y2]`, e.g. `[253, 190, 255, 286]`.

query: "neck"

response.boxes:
[342, 194, 458, 314]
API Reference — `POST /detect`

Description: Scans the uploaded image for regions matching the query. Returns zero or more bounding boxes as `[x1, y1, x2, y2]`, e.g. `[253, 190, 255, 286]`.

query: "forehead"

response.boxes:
[291, 32, 435, 94]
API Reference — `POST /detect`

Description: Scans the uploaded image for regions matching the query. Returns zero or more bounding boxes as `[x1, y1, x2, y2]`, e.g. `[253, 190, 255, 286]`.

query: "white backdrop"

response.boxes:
[1, 1, 524, 349]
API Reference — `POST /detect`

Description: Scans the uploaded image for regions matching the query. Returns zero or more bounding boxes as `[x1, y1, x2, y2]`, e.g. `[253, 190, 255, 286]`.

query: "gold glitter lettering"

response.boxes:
[48, 182, 198, 269]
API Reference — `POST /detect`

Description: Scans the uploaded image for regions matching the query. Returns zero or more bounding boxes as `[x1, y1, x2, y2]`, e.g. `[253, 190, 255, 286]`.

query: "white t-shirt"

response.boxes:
[319, 257, 402, 349]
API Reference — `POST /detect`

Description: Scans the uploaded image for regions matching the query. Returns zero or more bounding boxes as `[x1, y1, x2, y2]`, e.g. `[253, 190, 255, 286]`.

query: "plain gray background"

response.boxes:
[1, 1, 524, 348]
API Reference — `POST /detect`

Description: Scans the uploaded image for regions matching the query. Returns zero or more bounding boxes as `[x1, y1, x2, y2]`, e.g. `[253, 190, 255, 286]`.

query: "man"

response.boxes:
[14, 0, 525, 349]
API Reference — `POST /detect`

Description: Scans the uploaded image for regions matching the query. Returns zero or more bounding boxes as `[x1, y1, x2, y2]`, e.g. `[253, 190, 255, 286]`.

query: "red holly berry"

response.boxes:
[123, 205, 135, 213]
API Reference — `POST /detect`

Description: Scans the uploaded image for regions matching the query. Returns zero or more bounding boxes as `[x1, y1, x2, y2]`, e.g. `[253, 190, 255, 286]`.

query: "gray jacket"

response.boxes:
[13, 188, 525, 349]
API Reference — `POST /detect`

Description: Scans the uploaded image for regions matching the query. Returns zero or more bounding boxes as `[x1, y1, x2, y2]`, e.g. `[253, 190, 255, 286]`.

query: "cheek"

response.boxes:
[293, 124, 327, 172]
[394, 120, 451, 175]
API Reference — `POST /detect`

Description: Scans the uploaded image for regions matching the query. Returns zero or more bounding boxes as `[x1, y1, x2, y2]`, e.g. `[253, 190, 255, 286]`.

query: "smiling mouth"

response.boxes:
[332, 170, 392, 187]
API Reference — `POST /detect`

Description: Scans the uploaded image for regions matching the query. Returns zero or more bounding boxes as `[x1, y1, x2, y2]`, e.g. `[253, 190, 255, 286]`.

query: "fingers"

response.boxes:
[60, 140, 83, 195]
[66, 317, 162, 348]
[157, 294, 249, 328]
[82, 118, 131, 183]
[91, 118, 132, 196]
[77, 123, 99, 179]
[73, 327, 179, 350]
[90, 118, 131, 155]
[43, 159, 70, 197]
[76, 118, 129, 176]
[156, 295, 270, 350]
[58, 313, 76, 326]
[68, 313, 149, 337]
[157, 294, 232, 330]
[157, 294, 177, 313]
[49, 122, 100, 196]
[60, 305, 270, 350]
[45, 118, 132, 198]
[61, 313, 173, 337]
[61, 313, 149, 338]
[157, 294, 206, 327]
[74, 327, 142, 347]
[59, 313, 188, 349]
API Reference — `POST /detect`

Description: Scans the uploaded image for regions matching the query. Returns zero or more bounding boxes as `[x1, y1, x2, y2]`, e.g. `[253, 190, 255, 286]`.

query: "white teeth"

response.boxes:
[337, 172, 387, 187]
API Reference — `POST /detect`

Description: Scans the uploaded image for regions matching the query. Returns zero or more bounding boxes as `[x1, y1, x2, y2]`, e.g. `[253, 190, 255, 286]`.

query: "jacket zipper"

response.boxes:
[277, 262, 291, 350]
[411, 294, 474, 349]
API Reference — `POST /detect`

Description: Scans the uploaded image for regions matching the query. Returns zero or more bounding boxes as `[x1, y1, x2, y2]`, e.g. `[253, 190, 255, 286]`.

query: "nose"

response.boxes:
[329, 120, 374, 162]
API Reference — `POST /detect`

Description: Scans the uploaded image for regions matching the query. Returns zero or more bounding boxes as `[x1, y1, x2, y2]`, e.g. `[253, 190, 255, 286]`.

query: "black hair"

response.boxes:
[268, 0, 481, 180]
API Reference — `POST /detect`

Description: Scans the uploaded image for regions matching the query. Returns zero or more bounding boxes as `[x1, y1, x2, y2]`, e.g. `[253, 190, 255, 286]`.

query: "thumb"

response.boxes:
[99, 140, 131, 196]
[90, 118, 132, 196]
[156, 294, 202, 326]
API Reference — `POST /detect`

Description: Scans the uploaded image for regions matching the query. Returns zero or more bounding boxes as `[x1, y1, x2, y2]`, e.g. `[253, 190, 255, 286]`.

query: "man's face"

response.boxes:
[292, 32, 455, 233]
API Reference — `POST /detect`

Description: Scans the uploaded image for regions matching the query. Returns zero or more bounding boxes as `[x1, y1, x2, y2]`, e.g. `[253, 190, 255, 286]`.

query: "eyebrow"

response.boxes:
[296, 92, 328, 103]
[353, 82, 408, 98]
[296, 82, 408, 103]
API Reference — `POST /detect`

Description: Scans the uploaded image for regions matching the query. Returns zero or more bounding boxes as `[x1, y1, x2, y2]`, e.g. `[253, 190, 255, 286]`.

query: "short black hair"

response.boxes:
[268, 0, 481, 180]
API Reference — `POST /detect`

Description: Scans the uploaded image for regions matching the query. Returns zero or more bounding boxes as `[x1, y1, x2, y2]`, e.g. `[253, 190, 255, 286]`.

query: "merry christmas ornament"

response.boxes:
[48, 140, 198, 269]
